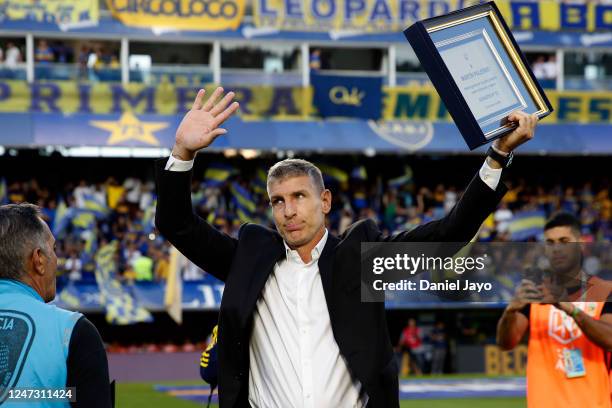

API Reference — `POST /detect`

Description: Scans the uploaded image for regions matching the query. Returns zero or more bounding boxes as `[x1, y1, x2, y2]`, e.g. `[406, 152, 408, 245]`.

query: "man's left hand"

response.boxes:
[494, 111, 538, 153]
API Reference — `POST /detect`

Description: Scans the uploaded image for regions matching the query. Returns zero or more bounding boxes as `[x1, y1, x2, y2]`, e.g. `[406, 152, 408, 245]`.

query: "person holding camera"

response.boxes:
[497, 212, 612, 408]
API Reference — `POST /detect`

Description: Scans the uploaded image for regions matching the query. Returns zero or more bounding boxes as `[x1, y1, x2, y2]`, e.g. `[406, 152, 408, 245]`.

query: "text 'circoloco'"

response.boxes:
[109, 0, 239, 19]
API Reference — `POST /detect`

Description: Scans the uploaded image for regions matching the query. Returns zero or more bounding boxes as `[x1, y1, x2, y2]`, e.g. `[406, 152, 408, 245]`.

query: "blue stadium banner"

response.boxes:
[311, 73, 382, 119]
[54, 279, 226, 311]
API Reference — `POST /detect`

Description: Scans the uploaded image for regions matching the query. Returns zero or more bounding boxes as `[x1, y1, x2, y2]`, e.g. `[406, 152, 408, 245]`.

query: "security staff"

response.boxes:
[0, 203, 112, 408]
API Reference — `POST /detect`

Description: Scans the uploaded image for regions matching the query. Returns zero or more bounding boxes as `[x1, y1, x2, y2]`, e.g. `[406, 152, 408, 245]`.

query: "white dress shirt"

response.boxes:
[165, 155, 503, 407]
[247, 229, 367, 408]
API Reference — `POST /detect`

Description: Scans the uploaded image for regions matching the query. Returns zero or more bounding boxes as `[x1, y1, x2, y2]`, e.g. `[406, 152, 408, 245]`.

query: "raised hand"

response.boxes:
[172, 87, 239, 161]
[494, 111, 538, 153]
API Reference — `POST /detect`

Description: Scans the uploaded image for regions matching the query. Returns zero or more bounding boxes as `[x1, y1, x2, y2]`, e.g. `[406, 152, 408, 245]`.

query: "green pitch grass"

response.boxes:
[116, 377, 526, 408]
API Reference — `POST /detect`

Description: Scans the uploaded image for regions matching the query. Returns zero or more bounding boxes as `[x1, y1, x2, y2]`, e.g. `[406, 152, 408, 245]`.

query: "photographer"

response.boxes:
[497, 212, 612, 408]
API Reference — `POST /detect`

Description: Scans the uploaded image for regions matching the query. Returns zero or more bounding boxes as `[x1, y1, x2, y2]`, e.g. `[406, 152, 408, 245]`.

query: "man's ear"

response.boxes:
[31, 247, 45, 276]
[321, 189, 332, 214]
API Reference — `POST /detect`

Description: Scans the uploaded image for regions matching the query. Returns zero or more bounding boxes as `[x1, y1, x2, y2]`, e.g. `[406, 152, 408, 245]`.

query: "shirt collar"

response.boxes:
[284, 228, 329, 264]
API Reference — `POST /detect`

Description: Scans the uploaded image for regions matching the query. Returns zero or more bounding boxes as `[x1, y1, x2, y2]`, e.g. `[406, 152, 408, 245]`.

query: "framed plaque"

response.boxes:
[404, 2, 553, 150]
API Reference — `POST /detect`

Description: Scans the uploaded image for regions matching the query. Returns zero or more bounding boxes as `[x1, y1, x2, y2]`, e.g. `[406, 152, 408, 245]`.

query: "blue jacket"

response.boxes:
[0, 279, 82, 408]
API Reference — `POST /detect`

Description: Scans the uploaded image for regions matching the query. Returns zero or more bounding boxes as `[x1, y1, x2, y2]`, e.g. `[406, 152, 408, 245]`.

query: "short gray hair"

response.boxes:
[267, 159, 325, 194]
[0, 203, 48, 280]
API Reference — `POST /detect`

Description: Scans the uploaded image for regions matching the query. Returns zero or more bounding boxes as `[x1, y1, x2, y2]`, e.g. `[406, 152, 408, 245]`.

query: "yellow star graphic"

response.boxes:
[90, 111, 168, 146]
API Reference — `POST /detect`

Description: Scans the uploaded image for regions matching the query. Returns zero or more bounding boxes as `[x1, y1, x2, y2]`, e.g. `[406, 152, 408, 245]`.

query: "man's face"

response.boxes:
[268, 175, 331, 248]
[544, 226, 582, 276]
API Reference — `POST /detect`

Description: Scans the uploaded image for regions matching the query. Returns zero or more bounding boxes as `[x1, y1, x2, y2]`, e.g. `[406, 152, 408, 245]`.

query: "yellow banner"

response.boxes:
[106, 0, 246, 31]
[384, 86, 612, 124]
[495, 0, 612, 32]
[254, 0, 612, 32]
[0, 80, 610, 123]
[1, 0, 98, 26]
[0, 81, 313, 119]
[485, 344, 527, 375]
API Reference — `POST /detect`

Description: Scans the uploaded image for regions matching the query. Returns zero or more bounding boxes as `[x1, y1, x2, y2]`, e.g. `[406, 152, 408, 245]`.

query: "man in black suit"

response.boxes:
[155, 87, 538, 407]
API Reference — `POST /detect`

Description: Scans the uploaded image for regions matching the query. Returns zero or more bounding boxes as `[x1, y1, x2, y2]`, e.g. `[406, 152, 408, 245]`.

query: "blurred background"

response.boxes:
[0, 0, 611, 406]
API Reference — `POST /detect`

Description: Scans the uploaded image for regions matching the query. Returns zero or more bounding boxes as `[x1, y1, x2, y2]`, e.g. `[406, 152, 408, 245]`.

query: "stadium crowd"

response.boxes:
[1, 159, 611, 285]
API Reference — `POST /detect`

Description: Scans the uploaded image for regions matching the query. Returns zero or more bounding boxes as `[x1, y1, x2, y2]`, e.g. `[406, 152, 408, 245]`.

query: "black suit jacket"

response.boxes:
[154, 159, 507, 407]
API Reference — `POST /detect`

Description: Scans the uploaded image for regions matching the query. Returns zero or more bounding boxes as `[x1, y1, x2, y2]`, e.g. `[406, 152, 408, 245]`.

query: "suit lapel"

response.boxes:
[241, 232, 285, 327]
[240, 230, 341, 327]
[318, 233, 341, 305]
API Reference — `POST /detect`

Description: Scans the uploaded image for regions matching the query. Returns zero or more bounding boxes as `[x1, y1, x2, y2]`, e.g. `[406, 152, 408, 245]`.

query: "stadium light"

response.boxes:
[62, 146, 171, 158]
[129, 147, 172, 158]
[100, 147, 132, 157]
[239, 149, 259, 159]
[364, 148, 376, 157]
[223, 149, 238, 158]
[0, 146, 4, 156]
[64, 146, 102, 157]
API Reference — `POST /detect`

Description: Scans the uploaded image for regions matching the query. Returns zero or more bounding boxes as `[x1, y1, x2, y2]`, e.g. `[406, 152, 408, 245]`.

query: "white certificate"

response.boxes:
[436, 30, 527, 130]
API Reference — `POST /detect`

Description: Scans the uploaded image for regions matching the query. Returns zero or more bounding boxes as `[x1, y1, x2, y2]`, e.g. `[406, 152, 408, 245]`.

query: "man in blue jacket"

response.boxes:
[0, 203, 111, 408]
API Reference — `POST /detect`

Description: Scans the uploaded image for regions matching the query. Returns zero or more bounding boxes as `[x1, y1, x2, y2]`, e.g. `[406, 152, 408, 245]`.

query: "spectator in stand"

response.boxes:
[87, 48, 99, 81]
[494, 202, 514, 235]
[35, 39, 55, 80]
[430, 321, 448, 375]
[532, 55, 548, 80]
[65, 248, 83, 281]
[1, 166, 610, 288]
[309, 48, 322, 71]
[154, 248, 170, 282]
[35, 40, 55, 64]
[52, 41, 71, 63]
[398, 318, 425, 375]
[133, 249, 154, 282]
[78, 46, 90, 79]
[4, 42, 22, 70]
[544, 55, 558, 80]
[123, 241, 141, 268]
